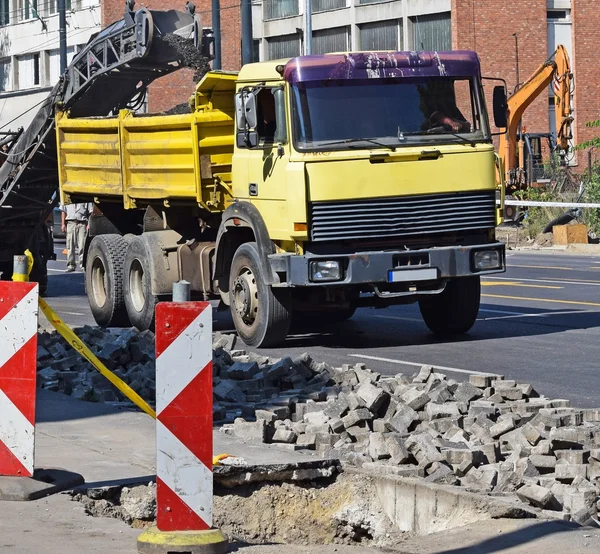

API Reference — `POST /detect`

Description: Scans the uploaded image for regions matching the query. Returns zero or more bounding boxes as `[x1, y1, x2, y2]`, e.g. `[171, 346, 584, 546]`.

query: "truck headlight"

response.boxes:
[473, 249, 502, 271]
[310, 260, 342, 282]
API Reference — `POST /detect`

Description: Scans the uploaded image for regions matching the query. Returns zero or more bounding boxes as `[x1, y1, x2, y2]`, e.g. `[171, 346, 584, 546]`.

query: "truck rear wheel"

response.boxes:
[418, 276, 480, 335]
[123, 236, 159, 332]
[86, 235, 130, 327]
[229, 242, 291, 348]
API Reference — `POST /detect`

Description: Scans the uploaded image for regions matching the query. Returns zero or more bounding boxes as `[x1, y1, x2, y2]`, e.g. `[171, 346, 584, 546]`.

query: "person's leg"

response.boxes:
[66, 221, 76, 271]
[75, 222, 87, 268]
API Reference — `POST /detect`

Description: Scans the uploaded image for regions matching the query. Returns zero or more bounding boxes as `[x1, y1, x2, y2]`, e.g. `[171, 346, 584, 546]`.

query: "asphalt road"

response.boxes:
[45, 243, 600, 408]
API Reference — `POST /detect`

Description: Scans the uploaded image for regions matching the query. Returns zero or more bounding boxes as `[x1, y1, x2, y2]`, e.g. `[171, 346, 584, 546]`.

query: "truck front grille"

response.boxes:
[310, 190, 496, 242]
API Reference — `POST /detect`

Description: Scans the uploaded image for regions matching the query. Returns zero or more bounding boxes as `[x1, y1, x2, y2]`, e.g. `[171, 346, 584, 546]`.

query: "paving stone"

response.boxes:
[401, 388, 431, 411]
[425, 402, 460, 420]
[490, 418, 515, 438]
[368, 432, 390, 460]
[469, 374, 491, 389]
[556, 464, 587, 483]
[357, 381, 388, 413]
[271, 428, 296, 443]
[405, 433, 444, 466]
[388, 404, 419, 434]
[296, 432, 317, 449]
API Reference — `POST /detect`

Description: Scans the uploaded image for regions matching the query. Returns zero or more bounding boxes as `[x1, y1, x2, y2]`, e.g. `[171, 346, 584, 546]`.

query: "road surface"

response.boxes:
[45, 244, 600, 407]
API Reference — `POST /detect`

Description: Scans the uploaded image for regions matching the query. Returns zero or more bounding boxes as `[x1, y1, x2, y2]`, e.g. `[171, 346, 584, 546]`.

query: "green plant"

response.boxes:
[576, 120, 600, 151]
[581, 164, 600, 237]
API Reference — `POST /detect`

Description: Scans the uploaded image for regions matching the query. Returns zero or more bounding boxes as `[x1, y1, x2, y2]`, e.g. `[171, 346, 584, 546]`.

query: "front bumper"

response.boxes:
[271, 243, 505, 287]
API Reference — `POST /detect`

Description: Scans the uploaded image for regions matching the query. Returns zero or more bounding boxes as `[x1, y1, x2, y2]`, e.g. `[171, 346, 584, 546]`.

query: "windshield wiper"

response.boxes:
[398, 127, 477, 147]
[316, 137, 396, 151]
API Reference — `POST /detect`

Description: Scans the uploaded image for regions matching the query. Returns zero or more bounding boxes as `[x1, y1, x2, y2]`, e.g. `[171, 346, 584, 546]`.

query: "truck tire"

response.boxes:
[123, 236, 159, 332]
[418, 276, 480, 335]
[229, 242, 291, 348]
[86, 235, 130, 327]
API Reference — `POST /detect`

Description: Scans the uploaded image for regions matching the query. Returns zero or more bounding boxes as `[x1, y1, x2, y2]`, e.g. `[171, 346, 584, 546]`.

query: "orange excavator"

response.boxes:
[499, 45, 574, 193]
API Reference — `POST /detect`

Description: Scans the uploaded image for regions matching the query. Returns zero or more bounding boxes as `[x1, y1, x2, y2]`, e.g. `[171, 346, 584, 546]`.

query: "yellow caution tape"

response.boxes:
[212, 453, 232, 466]
[38, 298, 156, 419]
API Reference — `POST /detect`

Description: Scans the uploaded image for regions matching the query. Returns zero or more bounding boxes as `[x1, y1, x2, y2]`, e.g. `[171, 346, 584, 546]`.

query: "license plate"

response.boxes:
[387, 268, 438, 283]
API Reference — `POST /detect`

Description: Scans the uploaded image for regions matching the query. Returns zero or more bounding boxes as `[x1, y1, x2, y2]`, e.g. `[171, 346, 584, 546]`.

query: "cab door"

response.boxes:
[234, 86, 290, 240]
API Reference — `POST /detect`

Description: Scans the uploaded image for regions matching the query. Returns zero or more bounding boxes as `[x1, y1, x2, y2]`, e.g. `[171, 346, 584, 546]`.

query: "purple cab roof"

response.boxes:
[283, 51, 481, 84]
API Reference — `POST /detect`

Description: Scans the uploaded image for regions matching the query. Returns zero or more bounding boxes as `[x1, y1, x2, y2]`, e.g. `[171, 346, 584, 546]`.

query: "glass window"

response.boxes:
[0, 58, 11, 92]
[291, 77, 488, 151]
[359, 20, 402, 51]
[267, 34, 301, 60]
[313, 27, 349, 55]
[254, 88, 287, 145]
[0, 0, 9, 26]
[264, 0, 299, 20]
[312, 0, 345, 13]
[410, 12, 451, 51]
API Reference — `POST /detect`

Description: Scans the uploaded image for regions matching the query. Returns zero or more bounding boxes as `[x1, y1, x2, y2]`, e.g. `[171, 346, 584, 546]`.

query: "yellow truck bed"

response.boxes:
[57, 72, 237, 213]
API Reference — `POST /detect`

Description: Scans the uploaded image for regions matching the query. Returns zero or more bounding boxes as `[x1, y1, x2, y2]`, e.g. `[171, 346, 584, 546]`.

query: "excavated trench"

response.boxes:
[71, 470, 532, 547]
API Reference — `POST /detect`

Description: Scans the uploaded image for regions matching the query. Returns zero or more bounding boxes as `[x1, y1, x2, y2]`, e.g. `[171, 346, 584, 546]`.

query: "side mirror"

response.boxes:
[243, 92, 258, 129]
[234, 88, 260, 149]
[493, 86, 508, 128]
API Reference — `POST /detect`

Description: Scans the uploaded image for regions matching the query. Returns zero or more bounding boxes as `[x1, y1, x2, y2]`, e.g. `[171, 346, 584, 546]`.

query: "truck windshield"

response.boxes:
[291, 77, 489, 151]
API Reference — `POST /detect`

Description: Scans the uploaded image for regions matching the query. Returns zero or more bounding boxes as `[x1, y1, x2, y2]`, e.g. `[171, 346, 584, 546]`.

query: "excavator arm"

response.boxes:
[499, 44, 573, 191]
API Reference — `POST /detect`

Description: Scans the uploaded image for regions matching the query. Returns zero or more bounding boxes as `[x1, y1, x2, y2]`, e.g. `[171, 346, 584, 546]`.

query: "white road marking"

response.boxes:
[369, 314, 422, 323]
[479, 308, 529, 316]
[61, 311, 85, 316]
[348, 354, 497, 376]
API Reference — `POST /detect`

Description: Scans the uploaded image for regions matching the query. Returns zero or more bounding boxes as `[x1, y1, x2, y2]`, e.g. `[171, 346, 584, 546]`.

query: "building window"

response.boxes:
[359, 20, 402, 51]
[410, 12, 451, 52]
[312, 0, 346, 13]
[0, 58, 11, 92]
[18, 0, 38, 21]
[33, 53, 40, 85]
[313, 27, 349, 55]
[358, 0, 386, 4]
[0, 0, 9, 26]
[267, 34, 302, 60]
[47, 0, 57, 15]
[264, 0, 299, 21]
[253, 40, 261, 63]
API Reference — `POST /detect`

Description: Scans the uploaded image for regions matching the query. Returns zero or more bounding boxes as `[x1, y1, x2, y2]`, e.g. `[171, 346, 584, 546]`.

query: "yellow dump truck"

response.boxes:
[58, 49, 507, 347]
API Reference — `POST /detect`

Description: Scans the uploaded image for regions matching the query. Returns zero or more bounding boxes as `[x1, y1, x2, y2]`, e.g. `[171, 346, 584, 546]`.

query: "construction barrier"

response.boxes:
[0, 281, 38, 476]
[138, 301, 227, 554]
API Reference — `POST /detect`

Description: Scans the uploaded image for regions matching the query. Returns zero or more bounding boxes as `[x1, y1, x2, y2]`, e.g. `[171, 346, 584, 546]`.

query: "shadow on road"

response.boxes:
[432, 520, 581, 554]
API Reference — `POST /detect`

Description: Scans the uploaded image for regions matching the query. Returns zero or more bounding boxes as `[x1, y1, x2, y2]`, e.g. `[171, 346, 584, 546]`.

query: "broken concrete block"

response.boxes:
[529, 455, 557, 473]
[368, 432, 390, 460]
[213, 380, 246, 403]
[296, 432, 317, 449]
[225, 361, 260, 380]
[521, 422, 543, 446]
[323, 396, 350, 419]
[469, 374, 492, 389]
[304, 411, 330, 427]
[413, 365, 433, 383]
[555, 449, 590, 465]
[271, 428, 297, 444]
[453, 382, 483, 404]
[516, 484, 557, 509]
[385, 435, 411, 465]
[490, 418, 516, 439]
[233, 418, 266, 443]
[405, 433, 444, 467]
[342, 408, 372, 428]
[425, 402, 460, 420]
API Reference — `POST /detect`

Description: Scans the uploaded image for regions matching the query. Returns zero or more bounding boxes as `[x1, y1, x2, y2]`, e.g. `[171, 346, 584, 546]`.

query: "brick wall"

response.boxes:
[572, 0, 599, 156]
[451, 0, 549, 136]
[102, 0, 242, 112]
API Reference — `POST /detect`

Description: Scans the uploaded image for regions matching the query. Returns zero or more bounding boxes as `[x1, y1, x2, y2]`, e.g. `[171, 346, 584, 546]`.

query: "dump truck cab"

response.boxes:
[218, 51, 505, 345]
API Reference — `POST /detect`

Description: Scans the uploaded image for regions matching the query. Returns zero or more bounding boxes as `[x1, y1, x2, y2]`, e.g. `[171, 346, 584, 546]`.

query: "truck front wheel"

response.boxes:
[86, 235, 130, 327]
[418, 276, 480, 335]
[123, 236, 159, 332]
[229, 242, 291, 348]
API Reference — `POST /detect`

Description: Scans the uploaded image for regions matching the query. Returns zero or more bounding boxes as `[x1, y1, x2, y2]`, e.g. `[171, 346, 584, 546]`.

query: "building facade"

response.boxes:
[0, 0, 100, 129]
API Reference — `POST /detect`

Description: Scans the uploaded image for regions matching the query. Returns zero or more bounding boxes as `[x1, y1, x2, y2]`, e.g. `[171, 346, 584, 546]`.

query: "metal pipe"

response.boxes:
[58, 0, 67, 74]
[304, 0, 312, 55]
[212, 0, 221, 70]
[13, 255, 28, 281]
[173, 280, 191, 302]
[505, 200, 600, 209]
[241, 0, 253, 65]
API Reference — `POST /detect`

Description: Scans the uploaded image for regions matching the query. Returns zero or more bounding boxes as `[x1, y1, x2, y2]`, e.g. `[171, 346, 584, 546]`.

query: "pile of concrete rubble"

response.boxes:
[37, 327, 600, 525]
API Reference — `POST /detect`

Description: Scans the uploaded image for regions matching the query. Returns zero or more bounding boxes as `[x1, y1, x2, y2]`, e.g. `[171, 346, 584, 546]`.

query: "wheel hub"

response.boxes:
[232, 267, 258, 325]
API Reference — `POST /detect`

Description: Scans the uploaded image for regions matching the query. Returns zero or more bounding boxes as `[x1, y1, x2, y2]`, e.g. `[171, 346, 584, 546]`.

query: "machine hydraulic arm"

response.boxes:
[499, 45, 573, 190]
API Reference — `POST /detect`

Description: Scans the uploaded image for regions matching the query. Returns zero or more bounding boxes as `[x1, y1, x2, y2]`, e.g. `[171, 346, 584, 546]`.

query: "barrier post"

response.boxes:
[0, 280, 83, 500]
[137, 301, 227, 554]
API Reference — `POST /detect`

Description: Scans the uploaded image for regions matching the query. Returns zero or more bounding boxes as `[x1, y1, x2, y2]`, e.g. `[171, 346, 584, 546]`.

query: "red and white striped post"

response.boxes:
[137, 301, 227, 554]
[0, 282, 38, 478]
